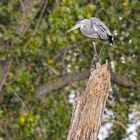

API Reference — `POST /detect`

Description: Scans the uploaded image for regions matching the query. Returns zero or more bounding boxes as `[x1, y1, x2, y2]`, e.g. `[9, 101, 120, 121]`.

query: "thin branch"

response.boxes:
[0, 1, 47, 94]
[0, 60, 12, 94]
[18, 0, 44, 35]
[104, 119, 127, 132]
[6, 85, 29, 112]
[54, 40, 88, 62]
[43, 63, 60, 76]
[36, 69, 140, 96]
[111, 72, 140, 88]
[22, 0, 48, 48]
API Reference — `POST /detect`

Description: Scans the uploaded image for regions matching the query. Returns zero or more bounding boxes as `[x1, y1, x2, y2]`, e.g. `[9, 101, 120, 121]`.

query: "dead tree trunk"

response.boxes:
[67, 62, 110, 140]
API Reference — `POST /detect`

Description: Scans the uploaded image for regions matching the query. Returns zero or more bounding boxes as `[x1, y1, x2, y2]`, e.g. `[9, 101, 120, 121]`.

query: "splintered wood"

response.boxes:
[67, 62, 110, 140]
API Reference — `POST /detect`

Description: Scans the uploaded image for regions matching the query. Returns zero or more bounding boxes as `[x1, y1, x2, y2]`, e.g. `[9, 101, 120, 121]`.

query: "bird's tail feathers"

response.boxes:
[107, 35, 114, 46]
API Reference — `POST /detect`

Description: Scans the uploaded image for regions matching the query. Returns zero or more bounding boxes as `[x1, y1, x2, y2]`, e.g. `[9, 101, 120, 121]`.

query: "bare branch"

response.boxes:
[0, 1, 45, 93]
[54, 40, 88, 62]
[0, 60, 12, 94]
[111, 72, 140, 88]
[22, 0, 48, 48]
[36, 70, 89, 96]
[17, 0, 44, 35]
[43, 63, 60, 76]
[36, 69, 140, 96]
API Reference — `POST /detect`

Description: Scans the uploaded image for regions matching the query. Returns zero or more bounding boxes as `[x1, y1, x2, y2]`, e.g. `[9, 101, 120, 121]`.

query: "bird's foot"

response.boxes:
[89, 64, 95, 74]
[92, 55, 101, 64]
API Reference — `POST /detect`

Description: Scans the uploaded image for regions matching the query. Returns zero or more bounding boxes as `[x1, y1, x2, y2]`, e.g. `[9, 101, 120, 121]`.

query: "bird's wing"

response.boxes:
[95, 21, 112, 36]
[90, 17, 112, 36]
[90, 22, 107, 40]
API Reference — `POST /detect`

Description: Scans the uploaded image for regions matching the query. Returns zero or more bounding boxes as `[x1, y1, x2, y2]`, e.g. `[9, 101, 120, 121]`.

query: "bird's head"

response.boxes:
[66, 19, 87, 33]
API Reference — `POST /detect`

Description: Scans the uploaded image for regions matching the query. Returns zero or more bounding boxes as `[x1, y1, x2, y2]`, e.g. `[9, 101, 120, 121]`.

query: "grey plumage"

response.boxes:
[67, 17, 114, 45]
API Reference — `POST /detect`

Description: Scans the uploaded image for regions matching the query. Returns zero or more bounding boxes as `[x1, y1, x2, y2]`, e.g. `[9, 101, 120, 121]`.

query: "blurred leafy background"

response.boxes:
[0, 0, 139, 139]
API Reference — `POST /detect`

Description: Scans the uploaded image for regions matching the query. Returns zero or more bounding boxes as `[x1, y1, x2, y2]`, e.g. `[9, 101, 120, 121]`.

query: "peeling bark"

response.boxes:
[67, 62, 110, 140]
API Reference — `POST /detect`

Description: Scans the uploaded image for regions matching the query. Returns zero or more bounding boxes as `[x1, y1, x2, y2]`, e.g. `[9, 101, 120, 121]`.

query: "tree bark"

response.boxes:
[67, 62, 110, 140]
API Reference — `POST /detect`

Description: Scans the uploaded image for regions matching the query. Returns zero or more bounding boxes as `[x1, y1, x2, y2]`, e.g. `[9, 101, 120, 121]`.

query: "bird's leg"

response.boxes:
[91, 41, 100, 66]
[98, 41, 104, 57]
[93, 41, 98, 57]
[93, 41, 100, 62]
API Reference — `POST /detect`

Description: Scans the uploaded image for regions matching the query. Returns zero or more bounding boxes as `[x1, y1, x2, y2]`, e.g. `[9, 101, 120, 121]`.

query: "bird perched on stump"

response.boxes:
[66, 17, 114, 63]
[66, 17, 114, 45]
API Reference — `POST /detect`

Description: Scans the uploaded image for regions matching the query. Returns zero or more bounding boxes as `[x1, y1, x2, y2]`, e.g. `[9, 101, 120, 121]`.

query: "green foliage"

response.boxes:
[0, 0, 139, 139]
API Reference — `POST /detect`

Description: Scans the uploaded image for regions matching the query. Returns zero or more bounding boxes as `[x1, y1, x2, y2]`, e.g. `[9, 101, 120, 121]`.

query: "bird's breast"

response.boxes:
[80, 26, 94, 38]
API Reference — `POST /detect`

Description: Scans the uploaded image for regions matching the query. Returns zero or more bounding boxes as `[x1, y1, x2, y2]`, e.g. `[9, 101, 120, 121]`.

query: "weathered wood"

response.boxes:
[67, 62, 110, 140]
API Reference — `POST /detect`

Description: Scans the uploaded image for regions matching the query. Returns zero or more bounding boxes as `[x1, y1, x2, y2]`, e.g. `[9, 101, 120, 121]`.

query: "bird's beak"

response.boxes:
[66, 24, 80, 33]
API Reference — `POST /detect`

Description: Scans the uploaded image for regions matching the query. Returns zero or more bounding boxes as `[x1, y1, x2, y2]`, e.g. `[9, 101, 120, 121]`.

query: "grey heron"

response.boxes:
[66, 17, 114, 62]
